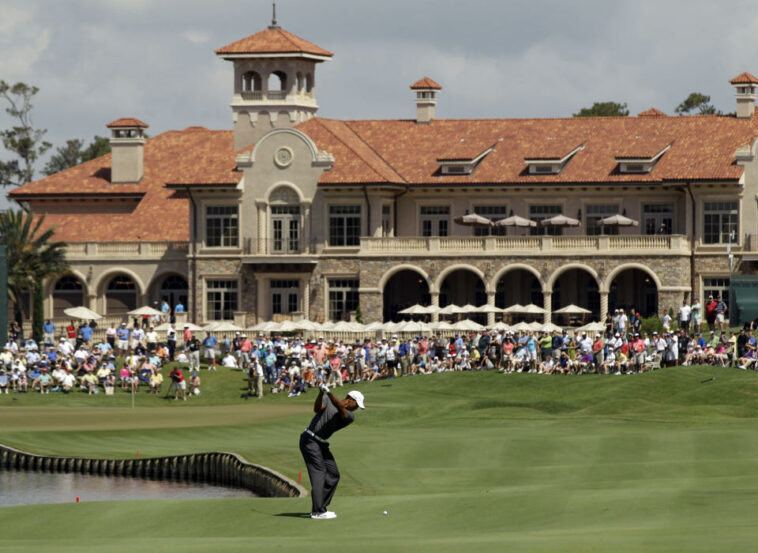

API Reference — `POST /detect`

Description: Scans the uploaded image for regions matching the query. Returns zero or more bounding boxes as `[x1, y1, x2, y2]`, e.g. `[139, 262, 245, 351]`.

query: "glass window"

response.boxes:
[644, 203, 675, 235]
[271, 205, 301, 253]
[703, 201, 738, 244]
[329, 205, 361, 246]
[419, 206, 450, 237]
[206, 206, 239, 248]
[270, 280, 300, 315]
[381, 205, 392, 237]
[473, 205, 507, 236]
[586, 204, 619, 236]
[206, 280, 238, 321]
[328, 279, 360, 321]
[703, 277, 730, 305]
[529, 205, 562, 236]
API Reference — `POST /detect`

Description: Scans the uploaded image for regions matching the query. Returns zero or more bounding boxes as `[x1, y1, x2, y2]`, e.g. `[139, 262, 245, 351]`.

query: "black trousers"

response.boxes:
[299, 433, 340, 514]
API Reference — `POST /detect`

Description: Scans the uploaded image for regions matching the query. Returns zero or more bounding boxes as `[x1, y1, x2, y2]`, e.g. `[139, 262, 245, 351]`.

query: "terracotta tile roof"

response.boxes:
[304, 115, 758, 185]
[523, 138, 584, 161]
[730, 72, 758, 85]
[107, 118, 148, 128]
[437, 139, 497, 161]
[216, 27, 333, 57]
[410, 77, 442, 90]
[11, 127, 238, 242]
[638, 108, 667, 117]
[615, 134, 674, 159]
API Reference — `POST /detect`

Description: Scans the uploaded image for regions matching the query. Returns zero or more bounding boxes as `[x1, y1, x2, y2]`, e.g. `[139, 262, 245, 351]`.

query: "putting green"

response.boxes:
[1, 367, 758, 552]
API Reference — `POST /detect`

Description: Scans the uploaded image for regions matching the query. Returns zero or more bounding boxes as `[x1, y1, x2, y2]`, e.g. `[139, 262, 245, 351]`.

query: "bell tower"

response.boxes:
[216, 5, 333, 150]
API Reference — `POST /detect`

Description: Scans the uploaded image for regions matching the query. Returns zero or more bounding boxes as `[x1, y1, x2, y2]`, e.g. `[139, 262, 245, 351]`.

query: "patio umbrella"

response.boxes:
[454, 213, 493, 227]
[493, 215, 537, 228]
[540, 214, 580, 227]
[453, 319, 485, 331]
[475, 304, 504, 314]
[510, 321, 532, 332]
[127, 306, 163, 317]
[63, 306, 103, 320]
[455, 304, 480, 314]
[576, 321, 606, 333]
[382, 321, 403, 332]
[553, 304, 592, 315]
[599, 214, 639, 227]
[398, 304, 438, 315]
[154, 322, 203, 331]
[541, 322, 564, 333]
[203, 322, 243, 333]
[437, 304, 462, 316]
[528, 321, 544, 331]
[248, 321, 280, 333]
[332, 321, 362, 332]
[429, 321, 456, 331]
[492, 321, 511, 331]
[290, 319, 321, 331]
[276, 320, 303, 333]
[363, 321, 384, 332]
[502, 303, 525, 314]
[522, 303, 546, 314]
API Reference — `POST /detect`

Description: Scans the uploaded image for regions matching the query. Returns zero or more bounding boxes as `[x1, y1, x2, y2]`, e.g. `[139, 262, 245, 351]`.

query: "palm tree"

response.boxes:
[0, 209, 69, 339]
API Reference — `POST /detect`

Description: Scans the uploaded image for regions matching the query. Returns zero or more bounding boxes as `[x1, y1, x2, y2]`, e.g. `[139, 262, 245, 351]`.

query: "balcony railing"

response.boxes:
[243, 238, 318, 256]
[64, 241, 189, 260]
[358, 234, 690, 255]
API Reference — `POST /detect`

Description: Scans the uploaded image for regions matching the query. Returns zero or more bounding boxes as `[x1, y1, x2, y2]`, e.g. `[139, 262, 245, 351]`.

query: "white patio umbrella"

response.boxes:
[455, 304, 481, 314]
[127, 306, 163, 317]
[528, 321, 544, 331]
[454, 213, 493, 227]
[475, 304, 504, 314]
[510, 321, 533, 332]
[437, 304, 462, 316]
[522, 303, 546, 315]
[577, 321, 606, 333]
[363, 321, 384, 332]
[291, 319, 321, 331]
[429, 321, 456, 331]
[494, 214, 537, 228]
[453, 319, 485, 332]
[553, 304, 592, 315]
[541, 322, 564, 333]
[398, 304, 438, 315]
[492, 321, 511, 331]
[203, 322, 244, 333]
[247, 321, 279, 333]
[319, 321, 337, 331]
[599, 214, 639, 227]
[154, 322, 203, 332]
[540, 214, 580, 227]
[502, 303, 525, 314]
[332, 320, 363, 332]
[63, 306, 103, 320]
[400, 321, 433, 333]
[276, 320, 303, 333]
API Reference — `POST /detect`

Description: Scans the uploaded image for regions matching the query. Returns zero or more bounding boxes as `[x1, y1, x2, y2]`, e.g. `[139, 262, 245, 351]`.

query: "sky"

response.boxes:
[2, 0, 758, 181]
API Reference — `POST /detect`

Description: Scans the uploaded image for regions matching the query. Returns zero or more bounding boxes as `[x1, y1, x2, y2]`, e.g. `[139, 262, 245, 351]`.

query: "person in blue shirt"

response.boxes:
[202, 332, 218, 370]
[42, 320, 56, 346]
[45, 347, 58, 364]
[526, 332, 538, 372]
[79, 322, 94, 344]
[116, 324, 130, 356]
[174, 302, 185, 313]
[96, 338, 112, 357]
[696, 333, 707, 348]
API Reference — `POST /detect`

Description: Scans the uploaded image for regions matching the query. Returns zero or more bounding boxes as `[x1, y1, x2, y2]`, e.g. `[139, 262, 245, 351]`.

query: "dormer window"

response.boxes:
[524, 142, 584, 175]
[437, 139, 495, 176]
[616, 138, 672, 174]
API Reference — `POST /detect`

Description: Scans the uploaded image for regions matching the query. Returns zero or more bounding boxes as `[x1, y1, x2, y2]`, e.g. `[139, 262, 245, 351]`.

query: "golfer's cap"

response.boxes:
[241, 333, 247, 337]
[235, 331, 240, 334]
[652, 331, 658, 335]
[711, 330, 716, 334]
[347, 390, 365, 409]
[184, 324, 189, 328]
[121, 322, 127, 326]
[149, 325, 154, 329]
[614, 333, 620, 337]
[59, 337, 65, 341]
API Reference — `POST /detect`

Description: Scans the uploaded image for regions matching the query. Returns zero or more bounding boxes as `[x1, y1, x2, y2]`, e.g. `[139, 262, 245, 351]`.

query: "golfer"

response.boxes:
[300, 384, 365, 519]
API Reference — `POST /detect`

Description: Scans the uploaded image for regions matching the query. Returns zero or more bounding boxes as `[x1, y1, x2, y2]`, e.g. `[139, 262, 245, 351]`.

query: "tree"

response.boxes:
[0, 81, 51, 187]
[0, 209, 69, 337]
[675, 92, 722, 115]
[43, 135, 111, 176]
[573, 102, 629, 117]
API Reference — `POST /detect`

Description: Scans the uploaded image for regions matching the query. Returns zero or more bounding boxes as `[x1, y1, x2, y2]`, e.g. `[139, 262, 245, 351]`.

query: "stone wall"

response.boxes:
[0, 443, 304, 499]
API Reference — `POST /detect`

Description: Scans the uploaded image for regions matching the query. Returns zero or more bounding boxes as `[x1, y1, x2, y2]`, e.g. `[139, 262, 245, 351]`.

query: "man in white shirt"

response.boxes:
[678, 300, 692, 332]
[58, 337, 74, 357]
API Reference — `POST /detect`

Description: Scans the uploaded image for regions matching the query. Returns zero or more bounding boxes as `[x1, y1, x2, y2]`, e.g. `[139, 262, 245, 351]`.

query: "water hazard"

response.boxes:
[0, 470, 255, 507]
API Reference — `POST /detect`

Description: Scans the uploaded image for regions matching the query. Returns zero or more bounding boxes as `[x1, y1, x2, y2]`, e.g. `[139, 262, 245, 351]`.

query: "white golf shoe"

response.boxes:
[311, 511, 337, 520]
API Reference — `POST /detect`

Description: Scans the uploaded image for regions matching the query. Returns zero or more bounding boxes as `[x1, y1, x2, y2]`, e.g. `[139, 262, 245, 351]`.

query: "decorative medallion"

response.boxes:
[275, 146, 294, 167]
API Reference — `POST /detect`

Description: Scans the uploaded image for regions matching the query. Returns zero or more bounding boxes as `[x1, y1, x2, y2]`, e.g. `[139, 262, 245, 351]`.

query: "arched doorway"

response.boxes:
[552, 269, 600, 321]
[495, 269, 543, 312]
[439, 269, 487, 324]
[609, 269, 658, 317]
[383, 270, 430, 322]
[159, 274, 188, 313]
[52, 275, 85, 318]
[105, 275, 138, 315]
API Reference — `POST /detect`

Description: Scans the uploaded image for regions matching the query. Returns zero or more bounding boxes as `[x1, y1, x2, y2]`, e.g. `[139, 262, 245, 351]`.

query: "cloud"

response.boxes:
[183, 30, 211, 45]
[0, 4, 49, 77]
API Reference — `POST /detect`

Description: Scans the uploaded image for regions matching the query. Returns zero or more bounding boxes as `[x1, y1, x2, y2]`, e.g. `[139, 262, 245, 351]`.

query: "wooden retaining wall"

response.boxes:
[0, 443, 306, 498]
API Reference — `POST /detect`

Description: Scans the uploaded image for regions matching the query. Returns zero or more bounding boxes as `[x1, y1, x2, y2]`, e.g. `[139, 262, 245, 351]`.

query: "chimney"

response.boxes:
[107, 118, 149, 183]
[730, 72, 758, 119]
[410, 77, 442, 124]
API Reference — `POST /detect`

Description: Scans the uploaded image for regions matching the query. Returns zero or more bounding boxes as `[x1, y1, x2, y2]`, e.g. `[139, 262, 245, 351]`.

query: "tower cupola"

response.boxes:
[411, 77, 442, 124]
[216, 7, 333, 149]
[730, 72, 758, 119]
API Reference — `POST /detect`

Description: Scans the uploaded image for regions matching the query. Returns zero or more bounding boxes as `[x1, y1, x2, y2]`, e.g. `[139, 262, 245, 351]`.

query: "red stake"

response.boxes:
[76, 497, 79, 503]
[298, 471, 302, 483]
[136, 450, 139, 459]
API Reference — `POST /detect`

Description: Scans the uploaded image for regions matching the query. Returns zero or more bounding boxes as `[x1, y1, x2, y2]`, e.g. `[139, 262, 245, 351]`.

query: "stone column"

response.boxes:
[543, 291, 552, 324]
[301, 201, 312, 253]
[431, 292, 440, 323]
[487, 291, 496, 327]
[600, 291, 609, 322]
[255, 200, 267, 254]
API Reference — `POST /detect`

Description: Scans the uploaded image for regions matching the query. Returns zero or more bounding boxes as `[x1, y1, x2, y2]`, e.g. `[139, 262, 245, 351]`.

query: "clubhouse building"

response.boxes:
[11, 21, 758, 326]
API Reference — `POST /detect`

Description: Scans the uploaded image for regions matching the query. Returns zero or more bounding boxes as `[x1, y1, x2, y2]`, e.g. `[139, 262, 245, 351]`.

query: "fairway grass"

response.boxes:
[2, 367, 758, 552]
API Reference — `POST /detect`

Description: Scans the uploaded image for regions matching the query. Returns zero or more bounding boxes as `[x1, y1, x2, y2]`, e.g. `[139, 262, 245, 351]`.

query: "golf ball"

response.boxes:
[383, 510, 388, 515]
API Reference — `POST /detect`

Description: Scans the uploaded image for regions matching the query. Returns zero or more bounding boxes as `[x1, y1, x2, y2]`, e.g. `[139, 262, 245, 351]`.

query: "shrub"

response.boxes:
[640, 315, 663, 336]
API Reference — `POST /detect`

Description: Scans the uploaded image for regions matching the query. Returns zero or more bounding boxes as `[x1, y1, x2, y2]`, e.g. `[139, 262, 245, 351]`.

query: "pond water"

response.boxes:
[0, 470, 255, 507]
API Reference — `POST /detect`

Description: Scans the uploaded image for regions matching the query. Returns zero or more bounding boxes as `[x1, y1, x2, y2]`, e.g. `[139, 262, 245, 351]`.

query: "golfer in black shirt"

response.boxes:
[300, 384, 365, 519]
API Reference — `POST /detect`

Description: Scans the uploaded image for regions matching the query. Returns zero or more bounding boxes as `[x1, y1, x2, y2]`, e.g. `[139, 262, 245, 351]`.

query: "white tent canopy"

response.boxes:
[63, 306, 103, 320]
[553, 304, 592, 315]
[398, 304, 438, 315]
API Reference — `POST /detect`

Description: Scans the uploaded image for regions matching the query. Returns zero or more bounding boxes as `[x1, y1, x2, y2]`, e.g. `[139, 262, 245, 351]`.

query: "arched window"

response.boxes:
[160, 275, 188, 312]
[268, 71, 287, 92]
[106, 275, 137, 315]
[305, 73, 314, 94]
[53, 275, 84, 318]
[296, 72, 304, 92]
[242, 71, 262, 92]
[269, 186, 301, 254]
